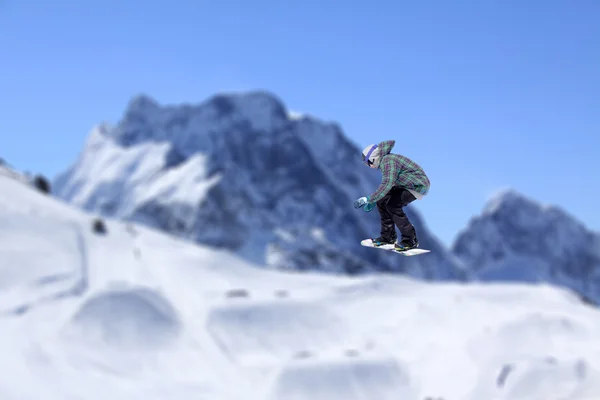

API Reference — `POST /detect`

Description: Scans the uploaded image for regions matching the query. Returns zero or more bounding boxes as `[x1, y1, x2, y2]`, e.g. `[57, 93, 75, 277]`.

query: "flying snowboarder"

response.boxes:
[354, 140, 430, 252]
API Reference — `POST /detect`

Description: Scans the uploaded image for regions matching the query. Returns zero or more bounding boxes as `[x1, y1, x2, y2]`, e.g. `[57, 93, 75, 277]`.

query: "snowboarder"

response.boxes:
[354, 140, 430, 251]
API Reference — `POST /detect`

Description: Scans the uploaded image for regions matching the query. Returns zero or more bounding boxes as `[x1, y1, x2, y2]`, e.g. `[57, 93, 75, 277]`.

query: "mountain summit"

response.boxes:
[53, 90, 464, 279]
[452, 188, 600, 302]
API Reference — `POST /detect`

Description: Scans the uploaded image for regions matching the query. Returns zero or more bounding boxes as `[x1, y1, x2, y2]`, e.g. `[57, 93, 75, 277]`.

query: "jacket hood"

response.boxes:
[378, 140, 395, 156]
[374, 140, 395, 168]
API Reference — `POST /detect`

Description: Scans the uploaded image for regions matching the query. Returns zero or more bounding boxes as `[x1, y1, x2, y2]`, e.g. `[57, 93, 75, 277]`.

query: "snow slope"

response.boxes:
[3, 168, 600, 399]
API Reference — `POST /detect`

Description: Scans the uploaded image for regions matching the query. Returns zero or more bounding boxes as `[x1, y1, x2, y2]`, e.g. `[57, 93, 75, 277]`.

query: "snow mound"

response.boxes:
[497, 357, 599, 399]
[268, 355, 416, 400]
[65, 286, 181, 349]
[206, 299, 345, 363]
[0, 213, 85, 315]
[469, 311, 592, 365]
[471, 356, 600, 400]
[498, 312, 588, 341]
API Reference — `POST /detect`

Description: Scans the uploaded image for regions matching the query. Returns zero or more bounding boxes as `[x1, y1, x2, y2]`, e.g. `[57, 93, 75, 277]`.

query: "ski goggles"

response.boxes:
[362, 144, 378, 166]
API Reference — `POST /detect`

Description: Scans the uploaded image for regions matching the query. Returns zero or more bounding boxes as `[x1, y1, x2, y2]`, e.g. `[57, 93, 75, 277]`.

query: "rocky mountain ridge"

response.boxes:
[53, 91, 465, 280]
[452, 189, 600, 303]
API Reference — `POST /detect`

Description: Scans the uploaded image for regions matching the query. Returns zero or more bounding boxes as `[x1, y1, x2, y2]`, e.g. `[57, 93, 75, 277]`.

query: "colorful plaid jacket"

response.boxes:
[367, 140, 430, 203]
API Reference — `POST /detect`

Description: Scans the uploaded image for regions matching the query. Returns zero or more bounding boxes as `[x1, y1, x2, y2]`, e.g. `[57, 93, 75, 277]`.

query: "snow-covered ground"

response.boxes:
[2, 169, 600, 400]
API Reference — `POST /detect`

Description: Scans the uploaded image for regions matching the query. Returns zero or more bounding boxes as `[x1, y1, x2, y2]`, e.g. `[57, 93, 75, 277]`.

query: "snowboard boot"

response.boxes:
[395, 237, 419, 252]
[371, 236, 397, 247]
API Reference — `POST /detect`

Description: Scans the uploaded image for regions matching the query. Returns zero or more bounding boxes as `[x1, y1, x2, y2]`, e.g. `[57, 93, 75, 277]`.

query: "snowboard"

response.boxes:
[360, 239, 431, 256]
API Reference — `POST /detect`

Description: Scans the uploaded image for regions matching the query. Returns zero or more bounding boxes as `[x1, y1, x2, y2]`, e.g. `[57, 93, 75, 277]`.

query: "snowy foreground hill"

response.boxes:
[4, 163, 600, 399]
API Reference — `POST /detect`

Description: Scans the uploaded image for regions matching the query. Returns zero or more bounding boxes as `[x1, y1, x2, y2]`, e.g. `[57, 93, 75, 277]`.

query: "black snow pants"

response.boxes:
[376, 186, 417, 243]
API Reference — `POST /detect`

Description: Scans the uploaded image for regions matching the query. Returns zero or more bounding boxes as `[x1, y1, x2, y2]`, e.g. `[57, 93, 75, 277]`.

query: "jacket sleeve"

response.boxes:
[368, 158, 397, 203]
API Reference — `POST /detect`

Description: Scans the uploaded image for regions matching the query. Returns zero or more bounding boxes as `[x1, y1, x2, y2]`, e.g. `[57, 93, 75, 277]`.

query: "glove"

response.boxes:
[364, 202, 375, 212]
[353, 196, 369, 209]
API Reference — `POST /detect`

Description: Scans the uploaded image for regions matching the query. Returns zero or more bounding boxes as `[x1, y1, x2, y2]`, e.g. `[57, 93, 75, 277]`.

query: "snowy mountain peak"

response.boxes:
[126, 93, 161, 113]
[207, 90, 288, 119]
[453, 188, 600, 303]
[111, 90, 293, 149]
[53, 90, 464, 279]
[483, 188, 535, 215]
[481, 188, 589, 235]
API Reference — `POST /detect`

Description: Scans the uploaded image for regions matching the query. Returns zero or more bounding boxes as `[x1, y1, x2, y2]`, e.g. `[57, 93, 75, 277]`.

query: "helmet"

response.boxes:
[362, 144, 379, 167]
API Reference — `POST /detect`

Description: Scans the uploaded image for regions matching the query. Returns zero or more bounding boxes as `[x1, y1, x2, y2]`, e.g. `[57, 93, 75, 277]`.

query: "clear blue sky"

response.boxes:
[2, 0, 599, 246]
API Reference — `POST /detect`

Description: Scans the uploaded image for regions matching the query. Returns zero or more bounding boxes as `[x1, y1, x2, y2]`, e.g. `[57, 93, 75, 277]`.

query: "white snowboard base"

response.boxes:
[360, 239, 431, 256]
